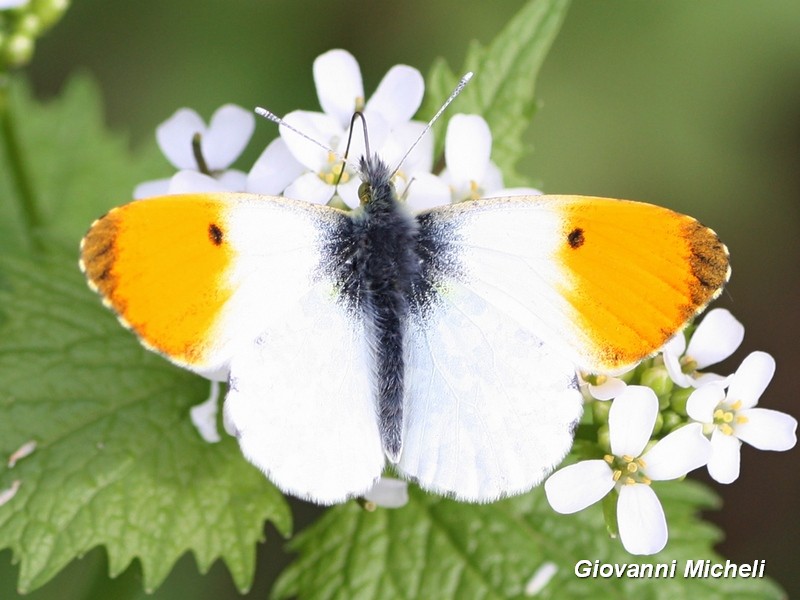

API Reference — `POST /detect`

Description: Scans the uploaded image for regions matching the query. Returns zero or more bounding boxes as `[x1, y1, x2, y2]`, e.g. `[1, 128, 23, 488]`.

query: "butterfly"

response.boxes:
[80, 152, 730, 505]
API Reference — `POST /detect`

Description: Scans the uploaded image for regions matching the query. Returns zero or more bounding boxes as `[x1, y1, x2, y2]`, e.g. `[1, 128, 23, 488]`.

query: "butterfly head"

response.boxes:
[357, 154, 396, 209]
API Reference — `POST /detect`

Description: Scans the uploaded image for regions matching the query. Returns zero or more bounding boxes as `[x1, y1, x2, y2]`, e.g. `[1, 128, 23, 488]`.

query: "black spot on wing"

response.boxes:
[208, 223, 224, 245]
[567, 227, 585, 249]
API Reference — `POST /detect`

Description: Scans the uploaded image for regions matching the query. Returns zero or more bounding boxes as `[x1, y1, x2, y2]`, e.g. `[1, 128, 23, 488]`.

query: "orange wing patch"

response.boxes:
[556, 197, 729, 371]
[80, 196, 234, 367]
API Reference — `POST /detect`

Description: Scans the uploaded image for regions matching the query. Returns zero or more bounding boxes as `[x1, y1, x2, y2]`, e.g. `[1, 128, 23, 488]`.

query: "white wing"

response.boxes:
[398, 281, 583, 502]
[223, 282, 385, 505]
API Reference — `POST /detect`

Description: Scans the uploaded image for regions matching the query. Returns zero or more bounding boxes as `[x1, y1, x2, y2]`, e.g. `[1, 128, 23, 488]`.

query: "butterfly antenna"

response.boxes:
[389, 71, 474, 179]
[254, 106, 351, 170]
[341, 111, 371, 181]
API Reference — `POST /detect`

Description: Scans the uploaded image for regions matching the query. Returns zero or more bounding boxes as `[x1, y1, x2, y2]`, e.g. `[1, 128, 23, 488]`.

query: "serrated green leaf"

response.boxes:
[421, 0, 569, 185]
[0, 74, 170, 254]
[0, 253, 291, 593]
[273, 482, 783, 600]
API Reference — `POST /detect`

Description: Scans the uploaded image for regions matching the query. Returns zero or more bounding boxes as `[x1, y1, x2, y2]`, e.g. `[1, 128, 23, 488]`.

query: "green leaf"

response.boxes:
[273, 481, 783, 599]
[0, 74, 170, 254]
[421, 0, 570, 185]
[0, 73, 292, 593]
[0, 253, 291, 593]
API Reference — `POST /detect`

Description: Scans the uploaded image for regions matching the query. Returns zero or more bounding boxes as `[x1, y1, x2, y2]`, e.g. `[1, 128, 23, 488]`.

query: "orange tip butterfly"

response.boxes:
[79, 87, 729, 505]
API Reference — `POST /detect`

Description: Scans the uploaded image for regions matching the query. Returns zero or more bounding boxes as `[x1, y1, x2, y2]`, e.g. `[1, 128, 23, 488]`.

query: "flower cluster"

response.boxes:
[545, 308, 797, 554]
[135, 48, 539, 209]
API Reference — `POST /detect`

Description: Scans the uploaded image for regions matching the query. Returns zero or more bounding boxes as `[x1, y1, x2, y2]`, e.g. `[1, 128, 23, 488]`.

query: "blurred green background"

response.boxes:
[1, 0, 798, 597]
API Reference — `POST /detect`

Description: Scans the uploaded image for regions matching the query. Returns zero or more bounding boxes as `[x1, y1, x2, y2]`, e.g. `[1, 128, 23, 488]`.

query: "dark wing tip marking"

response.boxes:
[685, 219, 731, 304]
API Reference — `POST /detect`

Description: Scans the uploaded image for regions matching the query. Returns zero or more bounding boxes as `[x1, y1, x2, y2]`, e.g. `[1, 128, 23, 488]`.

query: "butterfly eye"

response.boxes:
[358, 182, 371, 205]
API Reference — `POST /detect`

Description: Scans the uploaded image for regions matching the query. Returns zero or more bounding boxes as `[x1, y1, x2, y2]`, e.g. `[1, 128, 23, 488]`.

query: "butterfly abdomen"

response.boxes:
[348, 156, 421, 462]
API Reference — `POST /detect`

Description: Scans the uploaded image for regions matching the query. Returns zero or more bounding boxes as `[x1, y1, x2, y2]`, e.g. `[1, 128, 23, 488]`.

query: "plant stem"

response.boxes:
[0, 74, 44, 252]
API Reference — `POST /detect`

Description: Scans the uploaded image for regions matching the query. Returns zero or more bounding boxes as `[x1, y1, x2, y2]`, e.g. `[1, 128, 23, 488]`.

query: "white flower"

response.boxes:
[686, 351, 797, 484]
[280, 49, 438, 209]
[440, 114, 542, 203]
[545, 386, 710, 555]
[662, 308, 744, 388]
[134, 104, 255, 198]
[580, 367, 635, 401]
[362, 477, 408, 508]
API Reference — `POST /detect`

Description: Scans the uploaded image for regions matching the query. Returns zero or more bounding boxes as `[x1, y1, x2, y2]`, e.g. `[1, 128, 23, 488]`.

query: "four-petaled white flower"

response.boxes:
[662, 308, 744, 388]
[545, 386, 711, 555]
[134, 104, 255, 198]
[686, 351, 797, 484]
[280, 48, 436, 209]
[439, 114, 542, 204]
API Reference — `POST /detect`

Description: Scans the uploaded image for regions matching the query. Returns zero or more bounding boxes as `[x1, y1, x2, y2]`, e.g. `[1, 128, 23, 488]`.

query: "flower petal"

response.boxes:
[401, 172, 451, 212]
[156, 108, 205, 170]
[617, 484, 668, 555]
[189, 381, 221, 444]
[366, 65, 424, 126]
[215, 170, 248, 192]
[202, 104, 255, 170]
[133, 178, 171, 199]
[280, 110, 344, 172]
[588, 377, 627, 401]
[707, 428, 742, 484]
[168, 170, 229, 194]
[336, 178, 361, 209]
[736, 408, 797, 451]
[609, 386, 658, 458]
[686, 383, 726, 423]
[662, 341, 693, 388]
[283, 172, 334, 205]
[445, 114, 492, 187]
[480, 162, 505, 196]
[247, 138, 306, 194]
[363, 477, 409, 508]
[379, 121, 433, 175]
[544, 460, 615, 514]
[313, 49, 364, 128]
[640, 423, 710, 480]
[686, 309, 744, 369]
[727, 351, 775, 409]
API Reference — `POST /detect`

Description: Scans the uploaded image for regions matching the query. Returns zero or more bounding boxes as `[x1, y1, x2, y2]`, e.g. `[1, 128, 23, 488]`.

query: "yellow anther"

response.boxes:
[736, 415, 749, 424]
[469, 180, 481, 200]
[594, 375, 608, 386]
[731, 400, 742, 411]
[604, 454, 615, 464]
[622, 455, 634, 463]
[723, 412, 734, 423]
[612, 470, 622, 481]
[720, 423, 734, 436]
[713, 409, 725, 420]
[636, 458, 647, 468]
[640, 476, 652, 485]
[355, 95, 365, 111]
[625, 477, 636, 485]
[627, 463, 638, 473]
